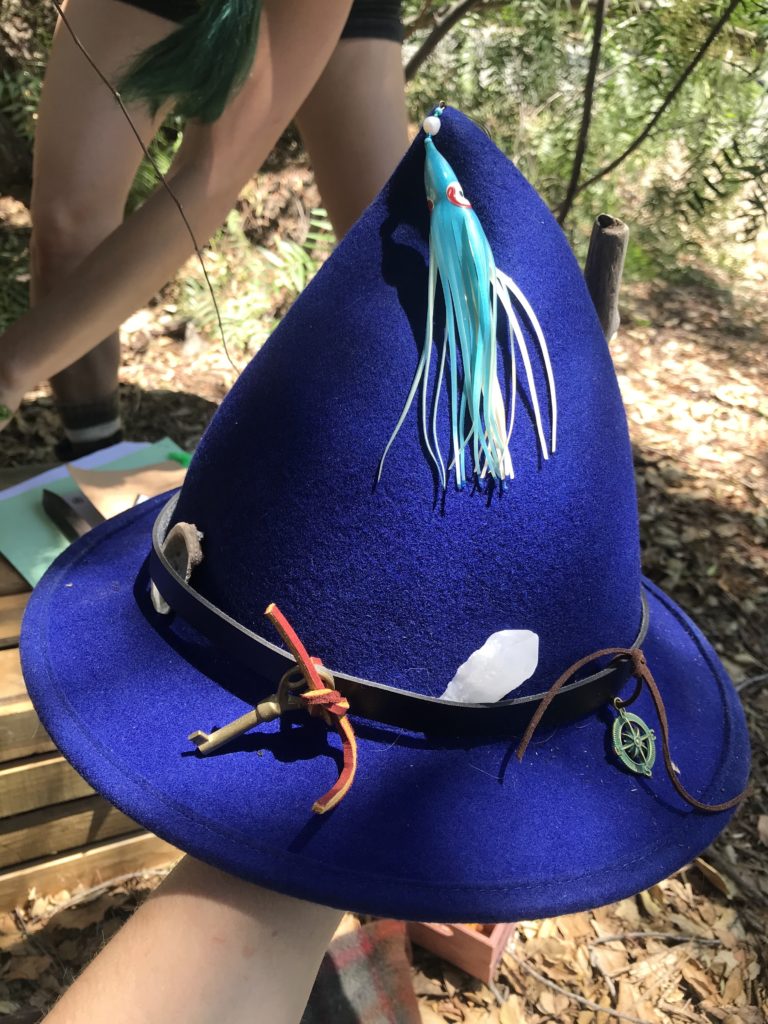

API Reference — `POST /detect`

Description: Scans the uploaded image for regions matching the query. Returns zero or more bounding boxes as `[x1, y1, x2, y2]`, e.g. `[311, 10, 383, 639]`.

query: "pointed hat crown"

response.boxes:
[173, 107, 642, 696]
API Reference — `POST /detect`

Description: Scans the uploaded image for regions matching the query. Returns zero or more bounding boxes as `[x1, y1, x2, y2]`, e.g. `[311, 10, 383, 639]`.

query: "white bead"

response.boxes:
[422, 115, 441, 136]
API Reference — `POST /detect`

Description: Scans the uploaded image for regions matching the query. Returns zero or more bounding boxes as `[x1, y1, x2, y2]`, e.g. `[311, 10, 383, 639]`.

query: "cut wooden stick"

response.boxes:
[583, 214, 629, 342]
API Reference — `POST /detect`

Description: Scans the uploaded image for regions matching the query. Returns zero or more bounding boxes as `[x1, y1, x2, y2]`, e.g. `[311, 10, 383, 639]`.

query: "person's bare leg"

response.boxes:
[0, 0, 354, 422]
[31, 0, 174, 446]
[42, 856, 342, 1024]
[296, 38, 409, 238]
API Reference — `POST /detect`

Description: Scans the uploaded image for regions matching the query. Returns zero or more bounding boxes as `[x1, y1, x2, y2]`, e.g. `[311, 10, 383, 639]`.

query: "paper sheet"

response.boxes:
[0, 438, 188, 586]
[68, 461, 187, 520]
[0, 441, 148, 501]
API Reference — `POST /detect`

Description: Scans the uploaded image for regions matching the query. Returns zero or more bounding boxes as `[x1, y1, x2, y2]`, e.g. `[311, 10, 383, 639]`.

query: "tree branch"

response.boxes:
[557, 0, 607, 226]
[405, 0, 484, 82]
[564, 0, 744, 204]
[402, 1, 438, 42]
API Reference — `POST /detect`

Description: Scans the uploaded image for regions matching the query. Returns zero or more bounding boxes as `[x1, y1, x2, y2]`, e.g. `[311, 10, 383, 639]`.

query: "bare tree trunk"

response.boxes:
[405, 0, 483, 82]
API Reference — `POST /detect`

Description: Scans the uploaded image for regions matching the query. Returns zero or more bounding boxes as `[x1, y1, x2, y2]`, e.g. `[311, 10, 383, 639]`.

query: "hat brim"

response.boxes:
[21, 493, 749, 922]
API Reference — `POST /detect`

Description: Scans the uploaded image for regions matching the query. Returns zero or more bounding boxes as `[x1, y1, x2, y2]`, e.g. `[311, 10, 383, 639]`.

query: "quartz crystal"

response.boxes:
[441, 630, 539, 703]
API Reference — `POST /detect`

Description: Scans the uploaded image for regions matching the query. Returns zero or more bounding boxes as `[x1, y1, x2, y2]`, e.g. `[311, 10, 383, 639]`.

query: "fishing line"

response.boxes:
[49, 0, 240, 377]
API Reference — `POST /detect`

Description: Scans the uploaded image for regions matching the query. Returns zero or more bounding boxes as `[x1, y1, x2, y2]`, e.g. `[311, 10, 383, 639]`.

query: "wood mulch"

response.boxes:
[0, 849, 765, 1022]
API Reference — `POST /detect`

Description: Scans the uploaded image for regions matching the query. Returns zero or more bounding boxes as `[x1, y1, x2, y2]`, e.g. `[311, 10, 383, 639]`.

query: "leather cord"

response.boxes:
[266, 602, 357, 814]
[623, 650, 747, 812]
[518, 647, 748, 812]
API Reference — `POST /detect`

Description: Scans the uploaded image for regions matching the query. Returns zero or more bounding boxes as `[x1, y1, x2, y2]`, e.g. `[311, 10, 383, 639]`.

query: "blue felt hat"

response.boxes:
[20, 108, 749, 923]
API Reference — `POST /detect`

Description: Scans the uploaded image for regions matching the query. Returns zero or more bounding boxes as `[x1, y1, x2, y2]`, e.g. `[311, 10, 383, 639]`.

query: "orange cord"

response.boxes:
[265, 603, 358, 814]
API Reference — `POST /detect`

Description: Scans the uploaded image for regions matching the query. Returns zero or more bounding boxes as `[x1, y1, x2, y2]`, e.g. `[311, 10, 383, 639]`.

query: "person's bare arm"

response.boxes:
[43, 856, 342, 1024]
[0, 0, 354, 418]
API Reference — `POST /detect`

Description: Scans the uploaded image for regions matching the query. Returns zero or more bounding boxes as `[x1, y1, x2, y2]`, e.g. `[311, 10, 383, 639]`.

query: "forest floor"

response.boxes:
[0, 176, 766, 1022]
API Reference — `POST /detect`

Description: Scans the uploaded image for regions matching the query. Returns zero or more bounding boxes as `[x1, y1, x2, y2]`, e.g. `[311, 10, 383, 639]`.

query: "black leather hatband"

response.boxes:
[148, 493, 649, 736]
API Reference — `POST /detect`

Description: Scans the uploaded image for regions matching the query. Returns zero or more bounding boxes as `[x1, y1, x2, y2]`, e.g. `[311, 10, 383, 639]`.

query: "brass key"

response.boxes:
[188, 670, 306, 755]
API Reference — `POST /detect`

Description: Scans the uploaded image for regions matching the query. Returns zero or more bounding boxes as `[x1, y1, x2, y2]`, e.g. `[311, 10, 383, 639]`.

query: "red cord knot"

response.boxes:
[301, 687, 350, 720]
[265, 603, 357, 815]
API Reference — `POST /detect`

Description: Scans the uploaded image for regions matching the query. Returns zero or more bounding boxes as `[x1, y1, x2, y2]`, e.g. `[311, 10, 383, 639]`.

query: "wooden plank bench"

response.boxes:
[0, 484, 178, 909]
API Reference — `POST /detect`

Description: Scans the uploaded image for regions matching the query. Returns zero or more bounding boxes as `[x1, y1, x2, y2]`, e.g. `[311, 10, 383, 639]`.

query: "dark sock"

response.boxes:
[55, 391, 124, 462]
[54, 429, 125, 463]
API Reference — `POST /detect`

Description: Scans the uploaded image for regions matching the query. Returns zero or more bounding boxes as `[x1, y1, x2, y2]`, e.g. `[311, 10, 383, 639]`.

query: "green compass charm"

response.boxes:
[612, 705, 656, 776]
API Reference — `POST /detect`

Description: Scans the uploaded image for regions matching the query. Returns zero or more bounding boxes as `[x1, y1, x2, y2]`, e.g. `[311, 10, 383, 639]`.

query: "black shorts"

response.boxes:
[121, 0, 403, 43]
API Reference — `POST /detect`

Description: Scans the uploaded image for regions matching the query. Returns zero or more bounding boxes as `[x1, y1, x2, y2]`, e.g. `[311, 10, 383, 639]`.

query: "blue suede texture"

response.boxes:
[174, 107, 642, 699]
[20, 109, 750, 921]
[21, 499, 749, 921]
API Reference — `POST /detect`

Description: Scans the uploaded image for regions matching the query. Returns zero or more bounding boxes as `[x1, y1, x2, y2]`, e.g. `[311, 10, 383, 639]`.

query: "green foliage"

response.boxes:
[174, 208, 334, 353]
[0, 227, 29, 333]
[404, 0, 768, 279]
[0, 0, 764, 344]
[125, 117, 184, 214]
[0, 66, 42, 142]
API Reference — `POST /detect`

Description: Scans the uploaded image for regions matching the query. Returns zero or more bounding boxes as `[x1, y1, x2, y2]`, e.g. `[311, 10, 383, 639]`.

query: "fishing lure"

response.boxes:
[379, 105, 558, 490]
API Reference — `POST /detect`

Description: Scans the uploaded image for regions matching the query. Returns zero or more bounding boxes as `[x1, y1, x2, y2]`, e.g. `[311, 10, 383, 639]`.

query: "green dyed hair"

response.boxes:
[118, 0, 264, 123]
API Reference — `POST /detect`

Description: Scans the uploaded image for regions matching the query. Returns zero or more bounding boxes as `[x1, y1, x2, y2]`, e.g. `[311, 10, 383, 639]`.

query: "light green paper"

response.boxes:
[0, 438, 187, 587]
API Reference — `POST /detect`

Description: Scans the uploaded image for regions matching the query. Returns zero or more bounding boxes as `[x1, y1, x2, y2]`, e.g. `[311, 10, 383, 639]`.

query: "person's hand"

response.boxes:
[41, 855, 343, 1024]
